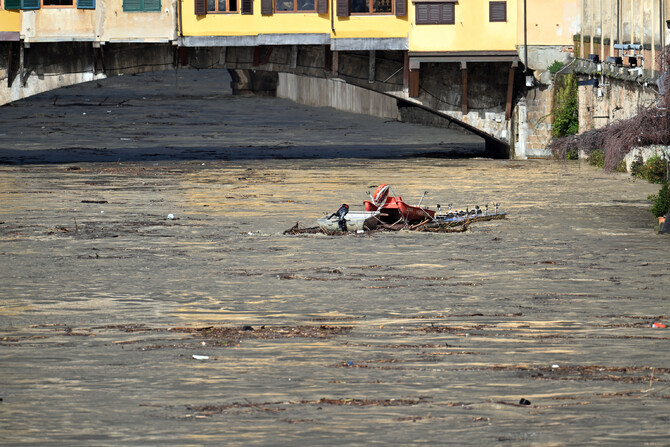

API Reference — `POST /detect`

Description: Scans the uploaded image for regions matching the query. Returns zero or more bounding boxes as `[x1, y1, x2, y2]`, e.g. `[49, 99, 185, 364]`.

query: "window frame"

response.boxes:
[350, 0, 394, 15]
[206, 0, 238, 13]
[274, 0, 317, 13]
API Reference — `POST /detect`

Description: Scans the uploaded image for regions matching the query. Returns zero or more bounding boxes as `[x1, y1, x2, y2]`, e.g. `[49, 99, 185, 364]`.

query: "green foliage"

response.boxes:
[649, 182, 670, 218]
[552, 74, 579, 139]
[548, 60, 565, 74]
[587, 149, 605, 168]
[566, 148, 579, 160]
[632, 155, 669, 184]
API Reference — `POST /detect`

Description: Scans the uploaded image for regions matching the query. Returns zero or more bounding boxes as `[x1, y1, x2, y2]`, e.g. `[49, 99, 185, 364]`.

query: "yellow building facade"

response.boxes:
[4, 0, 177, 44]
[0, 0, 21, 41]
[180, 0, 522, 54]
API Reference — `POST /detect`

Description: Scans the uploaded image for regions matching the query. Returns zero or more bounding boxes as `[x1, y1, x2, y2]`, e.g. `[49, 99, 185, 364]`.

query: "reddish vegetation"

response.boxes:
[550, 46, 670, 170]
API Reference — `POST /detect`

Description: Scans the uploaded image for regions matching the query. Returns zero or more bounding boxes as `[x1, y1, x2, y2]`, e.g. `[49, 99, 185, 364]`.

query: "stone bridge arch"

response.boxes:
[1, 41, 525, 158]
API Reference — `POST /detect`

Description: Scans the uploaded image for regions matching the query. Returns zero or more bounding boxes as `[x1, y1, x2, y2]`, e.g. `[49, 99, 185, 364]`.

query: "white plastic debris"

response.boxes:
[552, 364, 560, 369]
[357, 230, 364, 234]
[167, 214, 175, 220]
[192, 355, 209, 360]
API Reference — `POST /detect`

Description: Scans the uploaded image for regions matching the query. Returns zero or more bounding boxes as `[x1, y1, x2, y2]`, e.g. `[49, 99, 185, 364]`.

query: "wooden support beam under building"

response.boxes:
[290, 45, 298, 69]
[19, 42, 26, 87]
[324, 46, 332, 72]
[368, 50, 376, 83]
[253, 46, 260, 66]
[403, 51, 409, 93]
[505, 61, 518, 120]
[7, 43, 12, 88]
[332, 50, 339, 76]
[460, 60, 468, 115]
[409, 69, 420, 98]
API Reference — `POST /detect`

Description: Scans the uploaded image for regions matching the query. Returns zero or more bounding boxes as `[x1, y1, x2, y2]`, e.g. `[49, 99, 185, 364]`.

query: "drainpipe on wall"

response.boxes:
[523, 0, 528, 72]
[331, 0, 335, 32]
[178, 0, 184, 39]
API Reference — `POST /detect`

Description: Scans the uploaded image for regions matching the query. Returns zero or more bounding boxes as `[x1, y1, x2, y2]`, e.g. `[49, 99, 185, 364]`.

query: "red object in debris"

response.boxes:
[365, 192, 435, 223]
[652, 322, 667, 328]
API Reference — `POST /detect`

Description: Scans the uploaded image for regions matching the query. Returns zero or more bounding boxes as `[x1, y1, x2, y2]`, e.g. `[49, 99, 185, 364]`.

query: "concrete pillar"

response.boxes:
[514, 97, 528, 159]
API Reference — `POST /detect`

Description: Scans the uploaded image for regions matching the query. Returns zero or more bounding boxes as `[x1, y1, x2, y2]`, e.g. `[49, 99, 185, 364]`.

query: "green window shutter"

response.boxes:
[123, 0, 143, 11]
[4, 0, 21, 9]
[143, 0, 161, 11]
[77, 0, 96, 9]
[22, 0, 41, 9]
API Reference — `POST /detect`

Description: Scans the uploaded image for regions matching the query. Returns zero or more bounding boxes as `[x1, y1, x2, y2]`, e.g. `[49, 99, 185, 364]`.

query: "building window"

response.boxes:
[276, 0, 315, 12]
[489, 1, 506, 22]
[415, 1, 454, 24]
[123, 0, 160, 12]
[351, 0, 391, 13]
[5, 0, 92, 8]
[207, 0, 237, 12]
[260, 0, 325, 14]
[337, 0, 403, 16]
[43, 0, 73, 5]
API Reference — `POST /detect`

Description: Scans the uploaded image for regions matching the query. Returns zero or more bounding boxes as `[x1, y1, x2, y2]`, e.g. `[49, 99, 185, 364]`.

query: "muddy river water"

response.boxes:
[1, 70, 669, 445]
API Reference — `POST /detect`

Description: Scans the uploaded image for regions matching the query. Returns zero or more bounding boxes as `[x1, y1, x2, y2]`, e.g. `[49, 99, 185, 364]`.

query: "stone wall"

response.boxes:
[515, 86, 555, 158]
[577, 74, 659, 134]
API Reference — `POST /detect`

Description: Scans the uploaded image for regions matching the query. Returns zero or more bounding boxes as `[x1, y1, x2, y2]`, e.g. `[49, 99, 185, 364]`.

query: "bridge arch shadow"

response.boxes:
[0, 68, 489, 166]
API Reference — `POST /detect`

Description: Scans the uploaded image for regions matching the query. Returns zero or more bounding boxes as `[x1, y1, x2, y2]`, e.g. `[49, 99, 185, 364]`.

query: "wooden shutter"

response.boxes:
[416, 2, 453, 24]
[316, 0, 327, 14]
[241, 0, 253, 14]
[489, 1, 506, 22]
[4, 0, 21, 8]
[394, 0, 405, 16]
[428, 4, 440, 22]
[22, 0, 40, 9]
[194, 0, 207, 14]
[123, 0, 142, 11]
[336, 0, 348, 16]
[261, 0, 272, 14]
[77, 0, 95, 9]
[415, 3, 428, 23]
[143, 0, 161, 11]
[442, 2, 454, 23]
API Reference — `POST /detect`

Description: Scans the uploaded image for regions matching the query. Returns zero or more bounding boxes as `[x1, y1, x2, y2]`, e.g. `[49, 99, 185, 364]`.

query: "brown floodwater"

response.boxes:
[0, 70, 669, 446]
